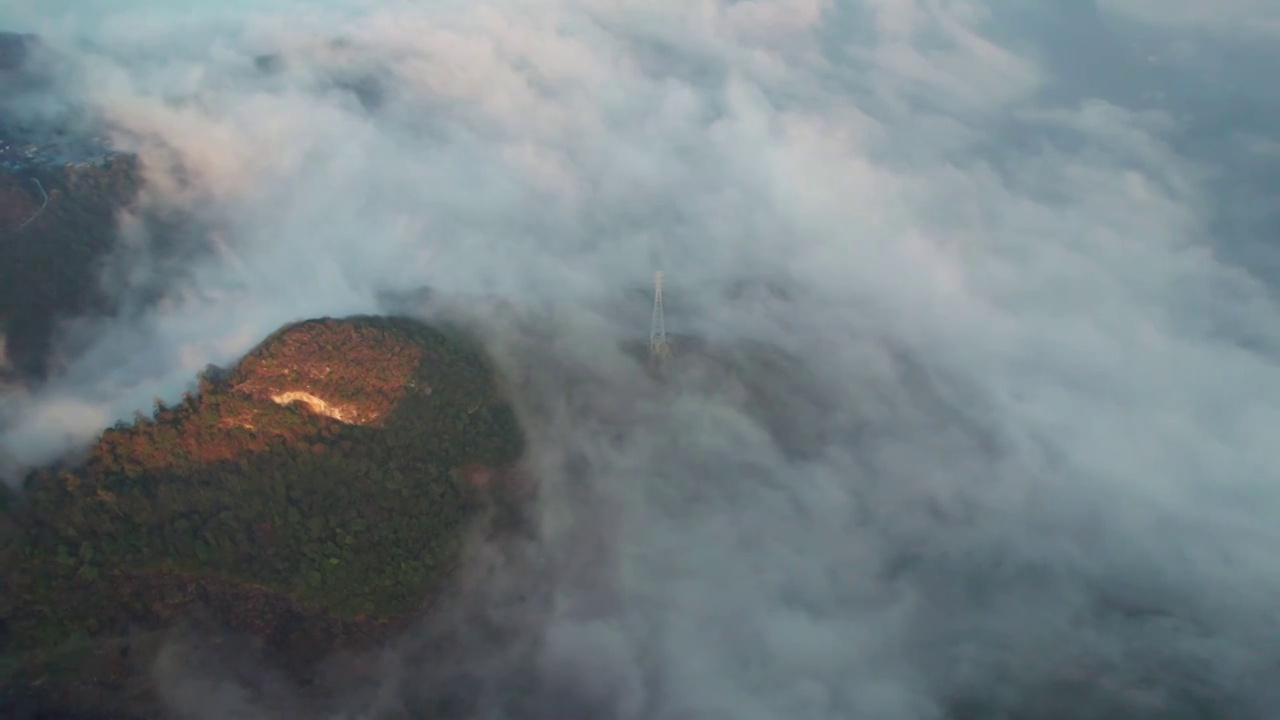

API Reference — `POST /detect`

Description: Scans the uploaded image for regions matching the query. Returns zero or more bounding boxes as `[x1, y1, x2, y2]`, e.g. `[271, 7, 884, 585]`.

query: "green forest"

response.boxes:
[0, 316, 524, 662]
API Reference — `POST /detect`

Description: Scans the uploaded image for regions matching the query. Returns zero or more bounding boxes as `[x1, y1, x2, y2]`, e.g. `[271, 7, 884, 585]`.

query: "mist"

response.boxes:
[2, 0, 1280, 717]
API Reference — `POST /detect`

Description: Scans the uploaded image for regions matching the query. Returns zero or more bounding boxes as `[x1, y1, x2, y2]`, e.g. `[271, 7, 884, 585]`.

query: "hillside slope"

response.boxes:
[0, 156, 140, 380]
[0, 315, 525, 718]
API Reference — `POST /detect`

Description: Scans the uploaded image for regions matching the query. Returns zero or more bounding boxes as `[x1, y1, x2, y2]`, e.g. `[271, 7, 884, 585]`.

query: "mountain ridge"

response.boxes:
[0, 314, 526, 719]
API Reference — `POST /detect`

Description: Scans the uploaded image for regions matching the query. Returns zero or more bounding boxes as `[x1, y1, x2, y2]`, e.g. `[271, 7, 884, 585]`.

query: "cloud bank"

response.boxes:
[2, 0, 1280, 716]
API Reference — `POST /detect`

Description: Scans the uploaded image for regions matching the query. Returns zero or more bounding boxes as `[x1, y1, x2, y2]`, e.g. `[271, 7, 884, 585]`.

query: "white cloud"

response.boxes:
[1099, 0, 1280, 40]
[2, 0, 1279, 716]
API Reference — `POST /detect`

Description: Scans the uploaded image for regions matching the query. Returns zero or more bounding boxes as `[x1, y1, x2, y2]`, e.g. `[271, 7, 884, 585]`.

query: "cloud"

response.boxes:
[3, 0, 1280, 716]
[1098, 0, 1280, 40]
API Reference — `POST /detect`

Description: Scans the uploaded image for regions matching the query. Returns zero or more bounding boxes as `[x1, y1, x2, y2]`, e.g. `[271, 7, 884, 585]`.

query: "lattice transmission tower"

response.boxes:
[649, 271, 672, 371]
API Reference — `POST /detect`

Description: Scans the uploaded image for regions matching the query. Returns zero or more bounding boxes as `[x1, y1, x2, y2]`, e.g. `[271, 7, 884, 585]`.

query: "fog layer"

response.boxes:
[2, 0, 1279, 717]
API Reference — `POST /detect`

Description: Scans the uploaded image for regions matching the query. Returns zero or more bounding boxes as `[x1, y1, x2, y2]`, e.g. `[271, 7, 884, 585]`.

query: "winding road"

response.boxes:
[15, 177, 48, 231]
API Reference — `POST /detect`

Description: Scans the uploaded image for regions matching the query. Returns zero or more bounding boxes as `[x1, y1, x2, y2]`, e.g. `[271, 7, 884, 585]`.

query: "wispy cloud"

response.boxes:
[1100, 0, 1280, 40]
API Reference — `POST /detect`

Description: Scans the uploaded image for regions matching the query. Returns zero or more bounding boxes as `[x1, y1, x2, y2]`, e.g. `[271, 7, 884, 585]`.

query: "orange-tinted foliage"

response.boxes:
[231, 318, 426, 425]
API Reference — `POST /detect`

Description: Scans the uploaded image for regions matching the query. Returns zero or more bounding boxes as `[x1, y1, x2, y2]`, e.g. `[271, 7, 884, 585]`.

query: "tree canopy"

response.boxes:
[0, 316, 524, 685]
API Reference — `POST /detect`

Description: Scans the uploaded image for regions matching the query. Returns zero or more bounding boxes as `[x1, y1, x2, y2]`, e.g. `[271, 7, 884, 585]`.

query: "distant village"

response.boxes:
[2, 29, 121, 175]
[0, 128, 117, 174]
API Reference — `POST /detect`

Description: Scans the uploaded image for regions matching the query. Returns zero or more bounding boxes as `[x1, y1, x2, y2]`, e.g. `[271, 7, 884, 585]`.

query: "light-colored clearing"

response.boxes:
[270, 391, 367, 424]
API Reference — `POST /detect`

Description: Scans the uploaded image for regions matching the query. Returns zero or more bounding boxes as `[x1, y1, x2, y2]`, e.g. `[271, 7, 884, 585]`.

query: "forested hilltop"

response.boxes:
[0, 315, 525, 718]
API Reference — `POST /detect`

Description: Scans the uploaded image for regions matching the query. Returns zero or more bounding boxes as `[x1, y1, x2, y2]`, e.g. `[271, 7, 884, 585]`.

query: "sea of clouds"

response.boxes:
[1, 0, 1279, 717]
